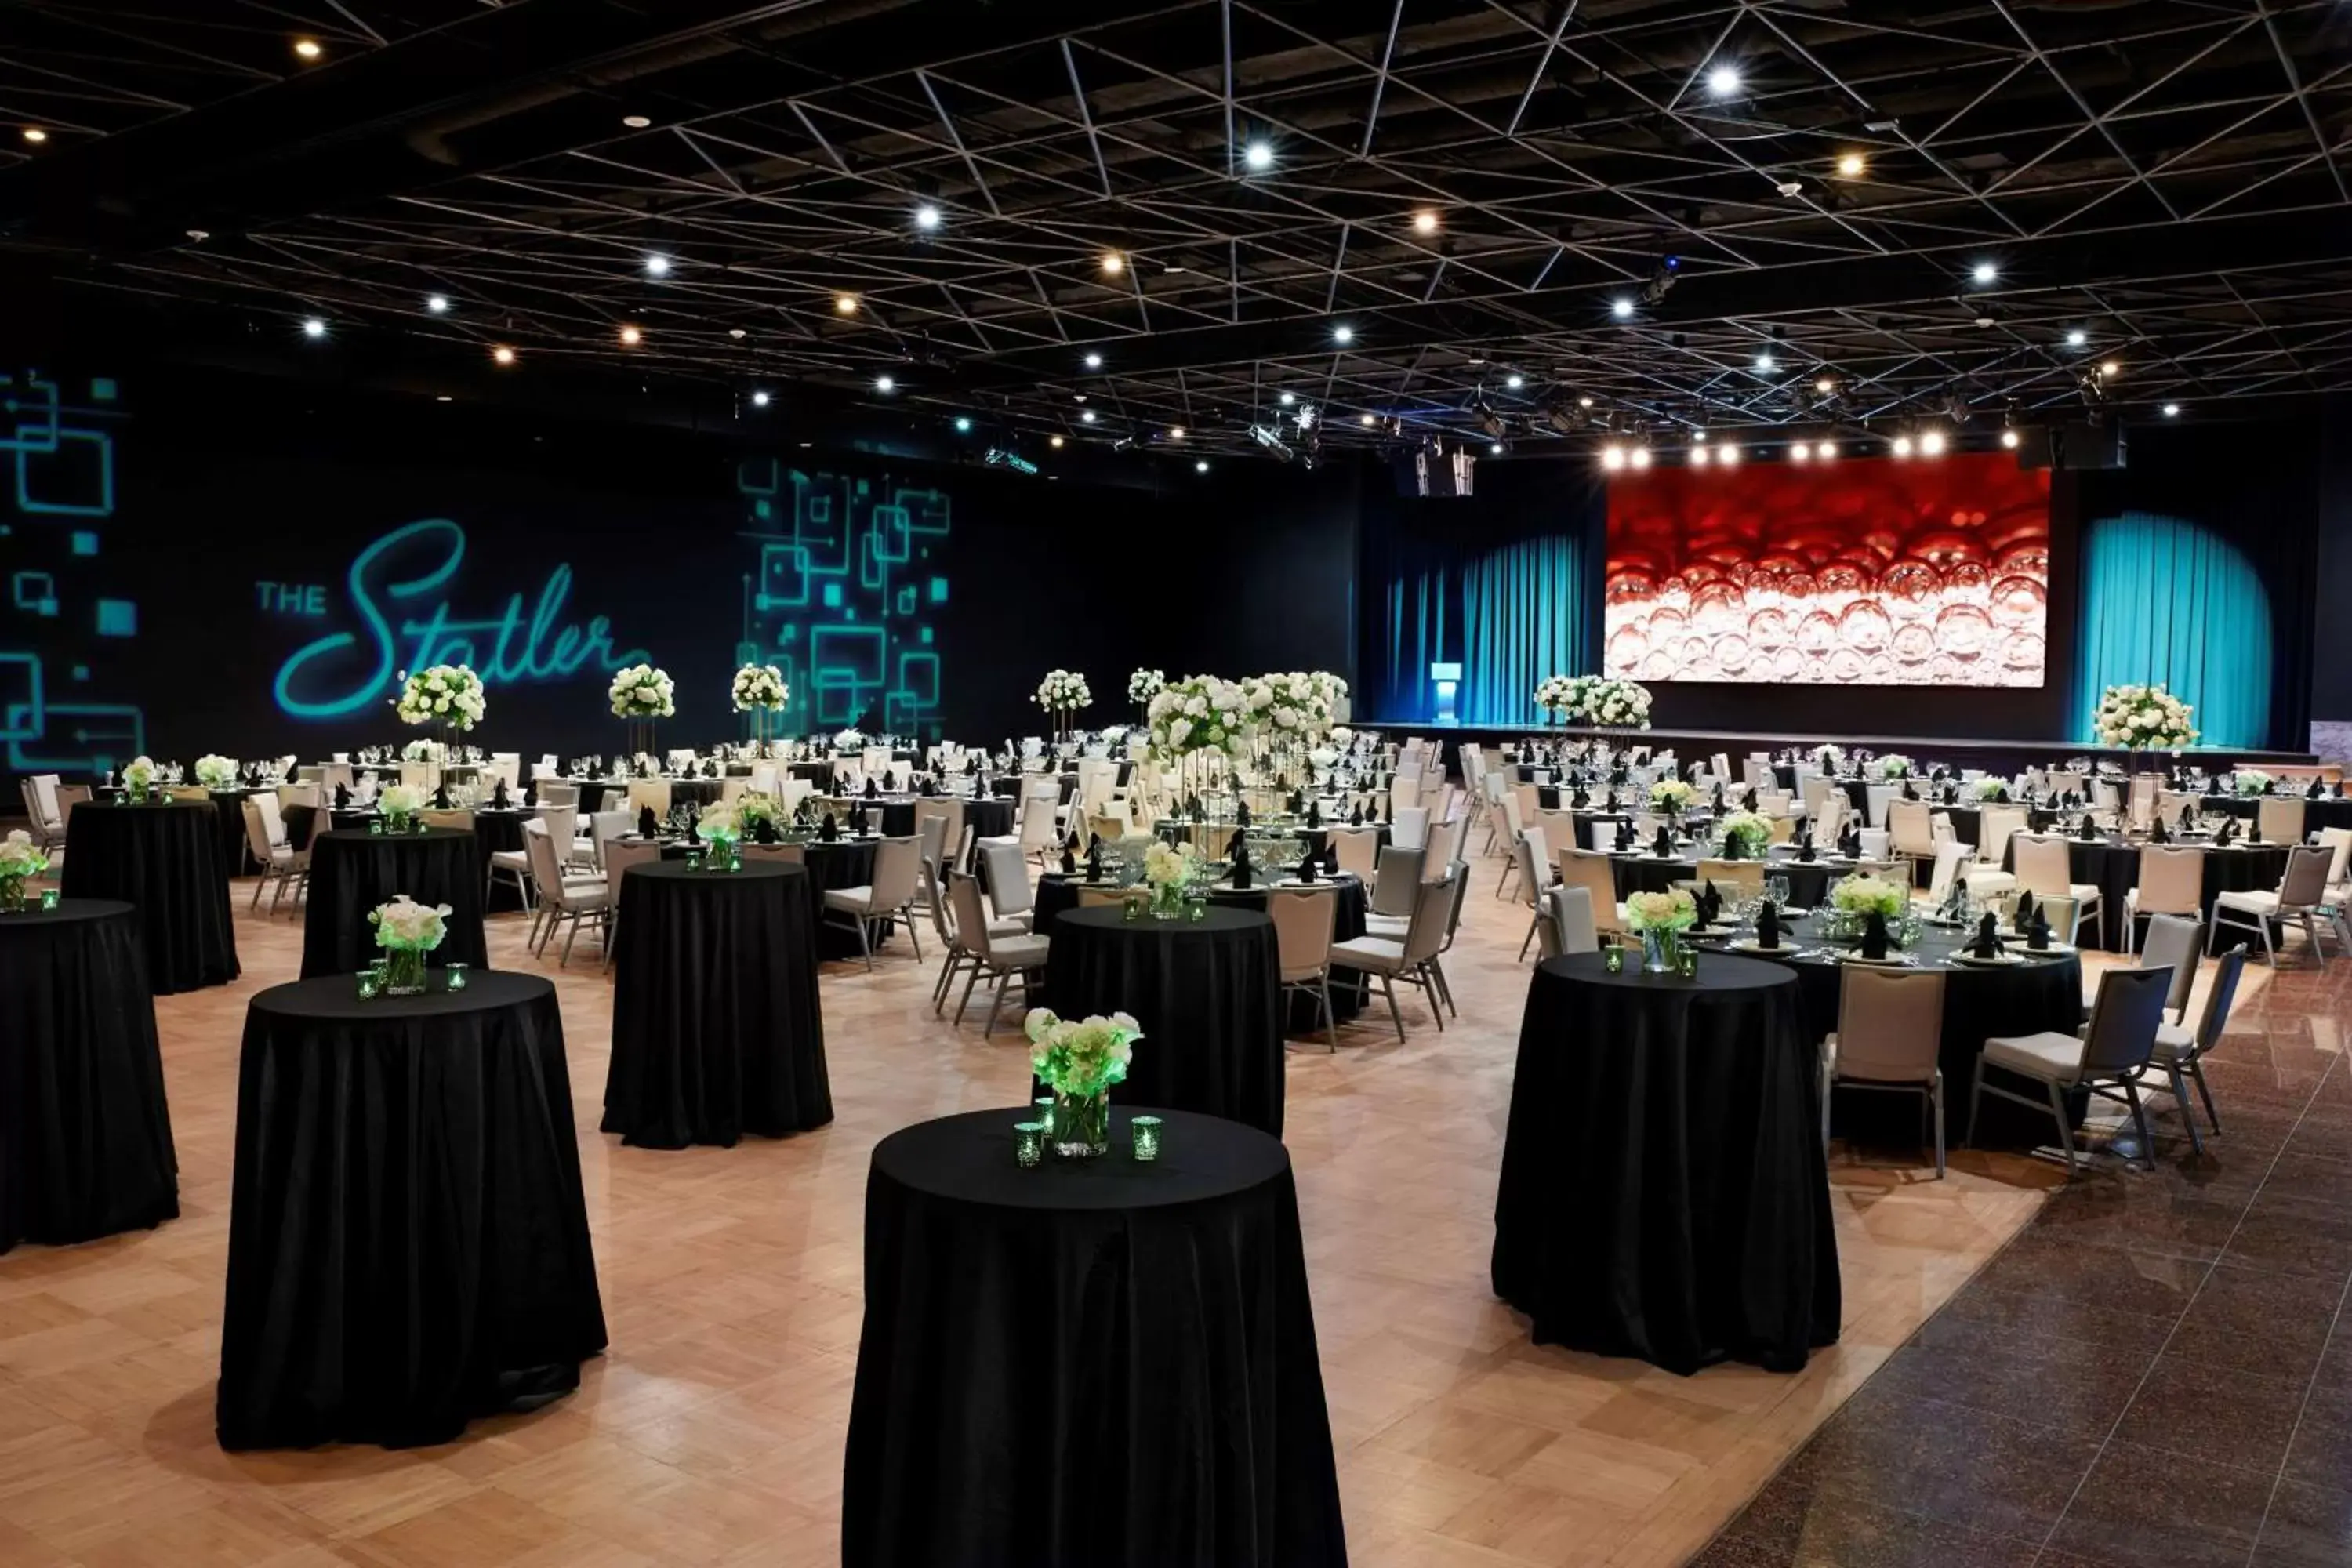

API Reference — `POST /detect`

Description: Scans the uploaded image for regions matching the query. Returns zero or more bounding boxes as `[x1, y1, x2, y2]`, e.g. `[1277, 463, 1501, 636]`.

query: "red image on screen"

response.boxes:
[1603, 453, 2051, 687]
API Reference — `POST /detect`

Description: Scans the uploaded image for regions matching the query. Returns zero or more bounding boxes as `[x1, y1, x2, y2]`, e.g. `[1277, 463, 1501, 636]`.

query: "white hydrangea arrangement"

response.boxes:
[1024, 1008, 1141, 1099]
[1306, 670, 1348, 715]
[735, 791, 784, 829]
[401, 739, 445, 762]
[2233, 769, 2272, 796]
[1973, 776, 2010, 800]
[1252, 671, 1328, 737]
[1534, 673, 1592, 720]
[694, 804, 742, 844]
[0, 827, 50, 890]
[1328, 725, 1354, 750]
[1584, 677, 1652, 729]
[1649, 779, 1694, 811]
[1127, 668, 1166, 705]
[1146, 674, 1256, 759]
[1871, 754, 1915, 779]
[194, 754, 238, 790]
[833, 727, 865, 751]
[2092, 682, 2197, 750]
[394, 664, 485, 730]
[1810, 744, 1848, 771]
[1034, 669, 1092, 714]
[1718, 810, 1773, 858]
[1624, 887, 1697, 933]
[608, 663, 676, 719]
[731, 663, 788, 712]
[121, 755, 157, 794]
[368, 895, 449, 953]
[377, 783, 425, 825]
[1142, 840, 1202, 889]
[1832, 874, 1910, 920]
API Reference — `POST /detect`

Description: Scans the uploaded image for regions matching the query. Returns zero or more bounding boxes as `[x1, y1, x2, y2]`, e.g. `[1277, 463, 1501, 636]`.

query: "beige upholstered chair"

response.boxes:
[1691, 858, 1765, 903]
[1269, 888, 1340, 1050]
[945, 871, 1048, 1035]
[1970, 964, 2172, 1173]
[2210, 844, 2336, 966]
[1823, 967, 1949, 1176]
[2132, 913, 2201, 1024]
[1330, 869, 1459, 1044]
[1556, 847, 1628, 935]
[2150, 944, 2247, 1153]
[2012, 835, 2102, 946]
[624, 779, 673, 819]
[822, 835, 925, 970]
[418, 808, 474, 833]
[1512, 829, 1554, 960]
[1327, 826, 1381, 881]
[2257, 796, 2307, 846]
[2124, 846, 2206, 953]
[1366, 844, 1426, 934]
[741, 840, 805, 866]
[522, 819, 610, 967]
[1538, 884, 1599, 959]
[240, 797, 307, 914]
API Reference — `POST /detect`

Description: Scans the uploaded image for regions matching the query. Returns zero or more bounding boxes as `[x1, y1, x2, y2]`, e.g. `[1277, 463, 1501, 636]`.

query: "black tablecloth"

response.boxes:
[299, 828, 489, 980]
[2208, 795, 2352, 833]
[603, 860, 831, 1149]
[800, 837, 884, 960]
[842, 1107, 1346, 1567]
[1044, 906, 1286, 1134]
[2000, 837, 2289, 949]
[216, 971, 606, 1449]
[1609, 854, 1835, 909]
[1494, 953, 1839, 1375]
[0, 900, 177, 1253]
[59, 800, 239, 993]
[573, 777, 724, 816]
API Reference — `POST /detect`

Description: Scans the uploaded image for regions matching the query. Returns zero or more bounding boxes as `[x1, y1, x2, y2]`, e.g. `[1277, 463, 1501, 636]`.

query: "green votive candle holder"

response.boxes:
[356, 969, 380, 1001]
[445, 962, 470, 992]
[1131, 1115, 1163, 1162]
[1123, 896, 1141, 922]
[1676, 944, 1699, 979]
[1014, 1122, 1046, 1168]
[1034, 1095, 1056, 1134]
[368, 818, 384, 836]
[1603, 943, 1625, 974]
[40, 888, 60, 910]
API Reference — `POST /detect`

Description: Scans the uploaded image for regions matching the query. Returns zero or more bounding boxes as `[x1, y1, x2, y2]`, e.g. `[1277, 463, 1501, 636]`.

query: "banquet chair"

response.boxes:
[1692, 858, 1765, 903]
[598, 839, 664, 971]
[2013, 836, 2103, 946]
[1530, 806, 1583, 859]
[1017, 794, 1062, 865]
[2318, 827, 2352, 951]
[275, 782, 321, 813]
[740, 840, 805, 866]
[913, 811, 948, 877]
[1969, 964, 2172, 1174]
[1888, 800, 1936, 869]
[1366, 844, 1426, 935]
[1864, 783, 1896, 829]
[1428, 861, 1472, 1016]
[980, 840, 1036, 930]
[419, 808, 473, 833]
[492, 804, 567, 910]
[2124, 846, 2207, 953]
[2149, 944, 2247, 1154]
[2129, 774, 2160, 829]
[2209, 844, 2336, 967]
[625, 779, 673, 819]
[822, 836, 925, 971]
[165, 785, 210, 803]
[924, 850, 1021, 1011]
[1269, 888, 1341, 1050]
[1327, 826, 1381, 881]
[239, 798, 307, 914]
[1557, 848, 1629, 936]
[1330, 868, 1459, 1044]
[2258, 797, 2307, 845]
[1512, 829, 1555, 961]
[1539, 885, 1599, 960]
[522, 820, 612, 967]
[2132, 913, 2202, 1026]
[1969, 807, 2030, 895]
[1924, 841, 1973, 908]
[1492, 794, 1528, 893]
[52, 783, 89, 841]
[1857, 828, 1892, 863]
[1824, 967, 1949, 1178]
[1392, 805, 1430, 852]
[19, 775, 66, 851]
[581, 808, 630, 870]
[398, 761, 434, 791]
[945, 871, 1049, 1036]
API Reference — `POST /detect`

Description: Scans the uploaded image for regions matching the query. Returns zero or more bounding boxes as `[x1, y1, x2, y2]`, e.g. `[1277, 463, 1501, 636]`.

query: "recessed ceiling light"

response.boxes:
[1413, 210, 1439, 235]
[1892, 434, 1915, 457]
[1358, 412, 1376, 426]
[1084, 352, 1102, 369]
[2000, 428, 2021, 448]
[1755, 354, 1777, 372]
[1791, 442, 1812, 461]
[426, 294, 448, 314]
[2163, 402, 2180, 417]
[1628, 447, 1652, 470]
[435, 394, 452, 403]
[751, 390, 770, 408]
[1836, 152, 1864, 177]
[1972, 262, 1998, 285]
[644, 253, 670, 277]
[1691, 445, 1711, 466]
[1279, 391, 1296, 406]
[914, 203, 941, 231]
[954, 416, 972, 434]
[1577, 396, 1594, 408]
[1707, 64, 1741, 97]
[622, 114, 652, 129]
[728, 328, 746, 339]
[1611, 297, 1635, 319]
[618, 324, 641, 346]
[1505, 373, 1524, 390]
[1195, 459, 1210, 474]
[1818, 439, 1839, 459]
[1333, 325, 1354, 344]
[1718, 444, 1740, 466]
[834, 293, 858, 314]
[301, 317, 327, 339]
[874, 374, 895, 393]
[1080, 409, 1097, 423]
[492, 345, 517, 366]
[2065, 328, 2087, 347]
[1602, 445, 1628, 471]
[1100, 252, 1124, 275]
[292, 38, 322, 60]
[1050, 434, 1065, 448]
[1167, 426, 1185, 440]
[22, 126, 48, 144]
[1243, 140, 1273, 172]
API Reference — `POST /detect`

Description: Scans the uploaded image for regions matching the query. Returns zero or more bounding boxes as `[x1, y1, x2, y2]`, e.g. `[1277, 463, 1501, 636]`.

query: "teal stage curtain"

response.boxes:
[2075, 510, 2271, 749]
[1380, 532, 1590, 726]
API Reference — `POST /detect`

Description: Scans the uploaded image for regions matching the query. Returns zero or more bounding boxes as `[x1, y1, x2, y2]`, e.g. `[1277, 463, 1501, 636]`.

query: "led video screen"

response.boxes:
[1603, 452, 2050, 686]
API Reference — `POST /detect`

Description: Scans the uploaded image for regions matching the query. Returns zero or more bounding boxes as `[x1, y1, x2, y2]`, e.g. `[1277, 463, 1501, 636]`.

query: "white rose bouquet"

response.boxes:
[1306, 670, 1348, 714]
[1584, 677, 1652, 729]
[0, 828, 49, 907]
[1328, 725, 1354, 750]
[1832, 874, 1909, 920]
[394, 663, 486, 730]
[377, 783, 426, 827]
[1871, 754, 1915, 780]
[1718, 810, 1773, 859]
[1142, 840, 1201, 890]
[731, 663, 788, 712]
[1649, 779, 1694, 811]
[194, 754, 238, 790]
[608, 663, 676, 719]
[401, 739, 445, 763]
[1127, 668, 1166, 705]
[1146, 674, 1256, 760]
[2233, 769, 2272, 796]
[1811, 745, 1848, 772]
[1625, 887, 1697, 934]
[1973, 776, 2009, 800]
[735, 791, 783, 829]
[2092, 683, 2198, 750]
[1534, 673, 1592, 720]
[366, 895, 449, 994]
[833, 728, 865, 752]
[1025, 1008, 1141, 1100]
[1034, 669, 1092, 716]
[121, 755, 157, 797]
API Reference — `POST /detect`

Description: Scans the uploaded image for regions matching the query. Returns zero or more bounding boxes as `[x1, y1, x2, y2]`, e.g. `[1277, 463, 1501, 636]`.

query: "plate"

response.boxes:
[1948, 950, 2022, 967]
[1838, 953, 1915, 967]
[1730, 938, 1792, 954]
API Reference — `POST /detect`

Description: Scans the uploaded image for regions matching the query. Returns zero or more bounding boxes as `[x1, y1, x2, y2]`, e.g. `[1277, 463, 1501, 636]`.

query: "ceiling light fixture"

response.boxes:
[1815, 376, 1836, 394]
[1080, 409, 1097, 423]
[618, 325, 641, 346]
[1611, 296, 1635, 320]
[1490, 442, 1504, 456]
[1050, 434, 1065, 448]
[292, 38, 322, 60]
[2163, 402, 2180, 417]
[1084, 352, 1102, 369]
[2000, 428, 2021, 448]
[915, 203, 941, 231]
[1167, 426, 1185, 440]
[728, 328, 746, 339]
[622, 114, 652, 129]
[1578, 396, 1595, 408]
[833, 293, 858, 314]
[1971, 262, 1998, 285]
[751, 390, 770, 408]
[1505, 373, 1524, 390]
[1755, 354, 1777, 373]
[2100, 361, 2120, 378]
[1628, 446, 1653, 470]
[1195, 459, 1210, 474]
[954, 416, 972, 433]
[1892, 434, 1915, 457]
[1707, 64, 1741, 97]
[1413, 210, 1439, 235]
[21, 127, 48, 143]
[426, 294, 448, 314]
[1836, 152, 1864, 177]
[874, 374, 895, 393]
[1690, 445, 1711, 466]
[492, 345, 517, 366]
[1279, 391, 1296, 407]
[301, 318, 327, 339]
[2066, 329, 2087, 347]
[1333, 324, 1354, 344]
[1100, 252, 1124, 275]
[1817, 439, 1839, 459]
[1718, 443, 1740, 466]
[1602, 444, 1628, 471]
[1790, 441, 1813, 462]
[1920, 430, 1947, 456]
[644, 253, 670, 277]
[1243, 140, 1273, 172]
[1358, 412, 1376, 426]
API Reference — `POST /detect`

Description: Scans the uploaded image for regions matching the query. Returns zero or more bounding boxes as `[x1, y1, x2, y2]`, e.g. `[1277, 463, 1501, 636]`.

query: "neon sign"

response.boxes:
[271, 518, 649, 720]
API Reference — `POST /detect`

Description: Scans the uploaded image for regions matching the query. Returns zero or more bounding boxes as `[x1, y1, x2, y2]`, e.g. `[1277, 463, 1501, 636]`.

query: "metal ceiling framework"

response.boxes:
[4, 0, 2350, 461]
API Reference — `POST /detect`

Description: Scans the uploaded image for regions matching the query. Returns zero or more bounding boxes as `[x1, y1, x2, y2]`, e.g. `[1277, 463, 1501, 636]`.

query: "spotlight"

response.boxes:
[1050, 434, 1065, 448]
[1413, 210, 1439, 236]
[644, 253, 670, 277]
[2066, 329, 2087, 347]
[1692, 430, 1708, 444]
[1814, 376, 1836, 395]
[751, 390, 771, 408]
[834, 293, 858, 314]
[1755, 354, 1777, 373]
[1295, 402, 1317, 430]
[1278, 391, 1296, 407]
[20, 127, 46, 144]
[1489, 442, 1504, 456]
[915, 203, 942, 231]
[1080, 409, 1097, 423]
[1707, 64, 1741, 97]
[1195, 459, 1210, 474]
[875, 374, 895, 393]
[983, 448, 1038, 475]
[1641, 255, 1681, 306]
[1892, 434, 1915, 457]
[2163, 402, 2180, 417]
[426, 294, 448, 314]
[1971, 262, 1998, 285]
[1611, 297, 1635, 320]
[1824, 439, 1846, 459]
[618, 324, 641, 346]
[2000, 427, 2020, 449]
[728, 328, 746, 339]
[292, 38, 322, 60]
[1920, 430, 1947, 456]
[1718, 443, 1741, 466]
[1250, 424, 1294, 459]
[1505, 373, 1524, 390]
[622, 114, 653, 129]
[492, 345, 517, 366]
[301, 317, 327, 339]
[1578, 396, 1595, 408]
[1471, 394, 1504, 439]
[1690, 445, 1711, 466]
[1084, 352, 1102, 369]
[2100, 360, 2120, 378]
[1628, 445, 1653, 470]
[954, 416, 972, 434]
[1333, 324, 1354, 345]
[1358, 412, 1377, 427]
[1100, 252, 1124, 275]
[1167, 426, 1185, 441]
[1836, 151, 1865, 177]
[1243, 140, 1273, 172]
[1601, 445, 1628, 471]
[1790, 441, 1812, 462]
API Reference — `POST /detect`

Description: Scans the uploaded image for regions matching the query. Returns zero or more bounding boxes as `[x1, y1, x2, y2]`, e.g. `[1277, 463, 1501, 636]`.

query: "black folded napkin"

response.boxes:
[2206, 775, 2223, 796]
[2336, 781, 2347, 800]
[1085, 837, 1104, 883]
[1652, 824, 1675, 858]
[1187, 794, 1205, 824]
[492, 779, 510, 809]
[1994, 786, 2012, 804]
[1818, 749, 1837, 771]
[1610, 766, 1629, 786]
[919, 775, 935, 797]
[1296, 846, 1319, 884]
[1602, 789, 1619, 813]
[1901, 781, 1919, 801]
[1307, 799, 1323, 829]
[1860, 910, 1891, 960]
[1712, 784, 1727, 813]
[1572, 785, 1591, 810]
[2027, 907, 2051, 951]
[2150, 815, 2170, 844]
[335, 782, 351, 809]
[864, 775, 880, 800]
[2013, 889, 2037, 934]
[638, 804, 660, 839]
[1288, 789, 1305, 816]
[522, 779, 537, 807]
[2248, 814, 2264, 844]
[1756, 900, 1781, 949]
[2078, 814, 2097, 841]
[1797, 827, 1817, 863]
[1838, 823, 1862, 858]
[1230, 839, 1252, 890]
[1058, 837, 1076, 874]
[1970, 912, 2004, 958]
[1740, 786, 1758, 812]
[2216, 815, 2238, 845]
[1696, 880, 1721, 927]
[1342, 801, 1357, 828]
[753, 815, 778, 844]
[820, 812, 840, 843]
[2263, 778, 2278, 796]
[1236, 798, 1252, 828]
[1323, 841, 1339, 875]
[1931, 766, 1948, 782]
[705, 758, 719, 779]
[2310, 777, 2325, 799]
[1615, 818, 1636, 852]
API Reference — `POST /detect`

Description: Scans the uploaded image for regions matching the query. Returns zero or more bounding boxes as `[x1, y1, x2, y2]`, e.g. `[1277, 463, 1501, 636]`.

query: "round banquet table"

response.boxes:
[299, 827, 489, 980]
[1609, 853, 1837, 909]
[216, 971, 606, 1449]
[573, 777, 725, 817]
[2209, 794, 2352, 833]
[856, 795, 1014, 842]
[1999, 836, 2289, 950]
[841, 1107, 1347, 1567]
[60, 800, 239, 993]
[1044, 905, 1287, 1134]
[602, 860, 831, 1149]
[1493, 953, 1839, 1375]
[0, 900, 178, 1253]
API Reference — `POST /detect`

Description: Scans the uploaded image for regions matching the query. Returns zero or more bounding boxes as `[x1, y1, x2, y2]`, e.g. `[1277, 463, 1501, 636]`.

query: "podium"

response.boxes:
[1430, 662, 1462, 726]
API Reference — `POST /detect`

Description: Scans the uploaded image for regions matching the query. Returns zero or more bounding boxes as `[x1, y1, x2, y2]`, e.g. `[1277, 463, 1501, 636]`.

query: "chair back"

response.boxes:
[1327, 826, 1380, 880]
[586, 808, 632, 864]
[914, 810, 948, 871]
[1269, 889, 1337, 982]
[1546, 884, 1599, 956]
[239, 799, 278, 867]
[1392, 805, 1429, 850]
[1558, 848, 1622, 930]
[2259, 796, 2307, 845]
[1370, 844, 1425, 916]
[2320, 826, 2352, 889]
[2195, 945, 2249, 1051]
[1834, 967, 1947, 1083]
[1402, 868, 1458, 962]
[2136, 844, 2205, 914]
[2136, 913, 2201, 1018]
[522, 818, 568, 899]
[626, 779, 672, 818]
[252, 790, 288, 847]
[1926, 840, 1972, 904]
[398, 761, 434, 790]
[2013, 835, 2074, 898]
[276, 782, 321, 812]
[2280, 843, 2335, 909]
[164, 784, 210, 803]
[1889, 798, 1934, 855]
[1513, 829, 1549, 910]
[1692, 858, 1764, 901]
[1530, 807, 1581, 855]
[536, 780, 579, 811]
[947, 871, 1006, 959]
[2081, 964, 2173, 1074]
[869, 837, 922, 909]
[53, 783, 89, 825]
[742, 840, 806, 866]
[1017, 795, 1060, 849]
[1978, 807, 2028, 862]
[419, 808, 474, 833]
[604, 838, 662, 902]
[982, 840, 1033, 916]
[1864, 782, 1896, 829]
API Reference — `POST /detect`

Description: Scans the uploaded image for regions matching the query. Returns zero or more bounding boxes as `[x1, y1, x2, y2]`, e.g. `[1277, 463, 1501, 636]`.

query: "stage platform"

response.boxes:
[1364, 720, 2318, 775]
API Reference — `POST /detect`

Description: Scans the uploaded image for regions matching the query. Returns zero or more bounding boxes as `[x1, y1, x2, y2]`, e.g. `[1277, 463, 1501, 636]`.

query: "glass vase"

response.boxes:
[380, 946, 428, 996]
[1051, 1091, 1110, 1159]
[1641, 928, 1682, 975]
[1150, 880, 1186, 920]
[0, 876, 25, 913]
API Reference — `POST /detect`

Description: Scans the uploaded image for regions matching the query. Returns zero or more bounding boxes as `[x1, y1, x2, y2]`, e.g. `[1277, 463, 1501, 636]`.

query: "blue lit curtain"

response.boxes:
[2075, 510, 2271, 749]
[1378, 532, 1591, 725]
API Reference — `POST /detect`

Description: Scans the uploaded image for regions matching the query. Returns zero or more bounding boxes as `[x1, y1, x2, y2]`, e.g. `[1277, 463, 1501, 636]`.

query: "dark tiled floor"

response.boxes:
[1695, 953, 2352, 1567]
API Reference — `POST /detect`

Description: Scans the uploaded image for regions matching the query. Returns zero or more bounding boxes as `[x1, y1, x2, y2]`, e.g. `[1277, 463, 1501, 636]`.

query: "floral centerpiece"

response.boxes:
[1973, 776, 2009, 800]
[608, 662, 675, 753]
[1718, 810, 1773, 860]
[401, 739, 445, 763]
[121, 754, 158, 804]
[1254, 671, 1330, 745]
[731, 663, 789, 749]
[378, 782, 426, 832]
[0, 829, 49, 912]
[1830, 873, 1911, 955]
[1141, 840, 1203, 919]
[1127, 668, 1166, 719]
[194, 753, 238, 791]
[2233, 769, 2272, 797]
[1034, 669, 1092, 741]
[1147, 675, 1255, 766]
[833, 727, 865, 753]
[1534, 673, 1592, 725]
[366, 895, 448, 995]
[2092, 682, 2198, 753]
[1305, 671, 1348, 731]
[1328, 725, 1354, 750]
[1649, 779, 1694, 816]
[1024, 1008, 1142, 1159]
[694, 804, 742, 869]
[735, 791, 785, 838]
[1582, 677, 1653, 730]
[394, 663, 486, 732]
[1624, 887, 1698, 973]
[1871, 753, 1915, 780]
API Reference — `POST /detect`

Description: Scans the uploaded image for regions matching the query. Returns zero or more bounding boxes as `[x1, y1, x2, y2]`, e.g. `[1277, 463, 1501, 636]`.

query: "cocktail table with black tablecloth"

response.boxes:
[842, 1107, 1346, 1568]
[299, 827, 489, 979]
[216, 971, 606, 1450]
[1998, 837, 2289, 950]
[1043, 904, 1287, 1134]
[0, 899, 177, 1253]
[60, 800, 240, 993]
[1494, 953, 1839, 1375]
[602, 860, 830, 1149]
